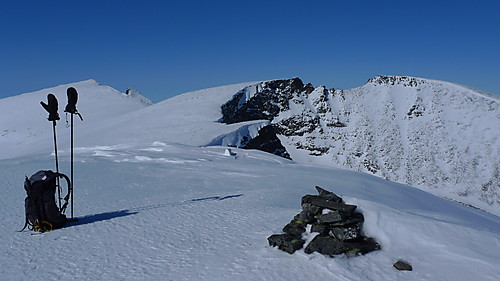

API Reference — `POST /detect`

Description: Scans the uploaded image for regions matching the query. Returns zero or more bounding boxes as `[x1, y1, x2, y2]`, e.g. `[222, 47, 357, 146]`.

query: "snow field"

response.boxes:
[1, 77, 499, 280]
[1, 143, 498, 280]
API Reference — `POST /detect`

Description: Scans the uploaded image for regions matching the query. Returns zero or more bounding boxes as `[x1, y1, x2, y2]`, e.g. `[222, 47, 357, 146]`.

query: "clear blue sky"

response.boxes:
[1, 0, 499, 102]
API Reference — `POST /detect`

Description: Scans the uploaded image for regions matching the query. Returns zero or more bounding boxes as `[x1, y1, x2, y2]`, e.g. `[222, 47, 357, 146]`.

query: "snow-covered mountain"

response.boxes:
[0, 78, 499, 280]
[217, 77, 500, 213]
[0, 79, 151, 159]
[1, 76, 498, 214]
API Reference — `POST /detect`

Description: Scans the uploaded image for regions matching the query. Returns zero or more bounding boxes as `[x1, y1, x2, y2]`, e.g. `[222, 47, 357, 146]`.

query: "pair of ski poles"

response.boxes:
[40, 87, 83, 220]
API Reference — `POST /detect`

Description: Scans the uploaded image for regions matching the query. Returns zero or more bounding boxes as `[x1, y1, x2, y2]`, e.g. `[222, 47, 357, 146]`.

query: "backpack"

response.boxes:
[21, 170, 71, 232]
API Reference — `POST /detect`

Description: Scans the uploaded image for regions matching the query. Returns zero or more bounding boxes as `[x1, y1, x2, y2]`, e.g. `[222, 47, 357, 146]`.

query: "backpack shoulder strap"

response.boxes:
[55, 173, 72, 213]
[19, 176, 31, 232]
[18, 216, 29, 232]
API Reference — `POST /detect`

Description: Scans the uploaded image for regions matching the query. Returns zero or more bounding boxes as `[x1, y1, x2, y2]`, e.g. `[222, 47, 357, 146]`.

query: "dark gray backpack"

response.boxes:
[21, 170, 71, 232]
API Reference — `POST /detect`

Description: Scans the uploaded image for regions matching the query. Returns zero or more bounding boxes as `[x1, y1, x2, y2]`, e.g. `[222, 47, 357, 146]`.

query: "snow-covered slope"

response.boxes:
[1, 77, 498, 214]
[1, 143, 499, 280]
[79, 81, 259, 147]
[0, 79, 499, 280]
[0, 79, 151, 159]
[218, 77, 500, 214]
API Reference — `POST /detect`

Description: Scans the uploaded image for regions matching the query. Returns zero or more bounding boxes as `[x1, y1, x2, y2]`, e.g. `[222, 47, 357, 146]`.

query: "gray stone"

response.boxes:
[283, 218, 306, 236]
[315, 186, 343, 203]
[328, 224, 361, 241]
[302, 195, 357, 213]
[297, 210, 316, 224]
[267, 234, 305, 254]
[305, 236, 380, 257]
[304, 235, 346, 255]
[329, 212, 364, 227]
[301, 203, 322, 217]
[310, 223, 329, 235]
[317, 211, 343, 223]
[393, 260, 413, 271]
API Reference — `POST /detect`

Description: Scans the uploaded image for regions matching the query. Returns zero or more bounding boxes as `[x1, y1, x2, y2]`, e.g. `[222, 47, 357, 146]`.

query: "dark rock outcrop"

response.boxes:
[367, 75, 420, 87]
[241, 125, 291, 159]
[220, 78, 314, 124]
[274, 114, 320, 136]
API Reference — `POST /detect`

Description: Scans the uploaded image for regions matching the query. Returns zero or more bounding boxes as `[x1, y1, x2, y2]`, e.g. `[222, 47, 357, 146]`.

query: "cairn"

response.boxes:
[268, 186, 380, 256]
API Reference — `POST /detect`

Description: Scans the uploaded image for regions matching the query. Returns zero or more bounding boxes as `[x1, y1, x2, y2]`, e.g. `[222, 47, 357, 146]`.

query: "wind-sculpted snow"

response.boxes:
[220, 76, 499, 214]
[1, 143, 498, 280]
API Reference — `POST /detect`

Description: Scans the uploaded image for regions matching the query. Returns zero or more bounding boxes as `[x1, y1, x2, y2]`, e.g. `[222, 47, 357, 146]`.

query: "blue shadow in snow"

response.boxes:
[190, 194, 243, 202]
[64, 194, 243, 228]
[65, 210, 138, 228]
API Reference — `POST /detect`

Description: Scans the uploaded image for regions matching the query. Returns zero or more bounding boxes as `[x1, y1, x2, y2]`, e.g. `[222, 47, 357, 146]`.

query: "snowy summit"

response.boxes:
[0, 77, 499, 281]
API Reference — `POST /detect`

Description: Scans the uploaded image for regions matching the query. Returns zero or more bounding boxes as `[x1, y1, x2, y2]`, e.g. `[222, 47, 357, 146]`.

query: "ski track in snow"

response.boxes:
[1, 143, 499, 281]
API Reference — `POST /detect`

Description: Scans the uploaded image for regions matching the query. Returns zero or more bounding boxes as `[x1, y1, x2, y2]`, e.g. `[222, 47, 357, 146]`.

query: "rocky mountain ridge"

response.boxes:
[218, 76, 499, 209]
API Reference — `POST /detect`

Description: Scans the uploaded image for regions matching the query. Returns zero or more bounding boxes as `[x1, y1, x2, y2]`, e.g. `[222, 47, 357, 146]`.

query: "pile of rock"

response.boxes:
[268, 186, 380, 256]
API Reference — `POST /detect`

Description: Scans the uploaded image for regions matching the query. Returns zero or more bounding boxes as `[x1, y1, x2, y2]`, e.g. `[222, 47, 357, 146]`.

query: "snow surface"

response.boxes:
[1, 80, 499, 280]
[2, 143, 499, 280]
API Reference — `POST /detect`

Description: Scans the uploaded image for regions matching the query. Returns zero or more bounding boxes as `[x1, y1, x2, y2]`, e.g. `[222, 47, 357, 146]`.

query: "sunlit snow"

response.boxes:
[0, 80, 498, 280]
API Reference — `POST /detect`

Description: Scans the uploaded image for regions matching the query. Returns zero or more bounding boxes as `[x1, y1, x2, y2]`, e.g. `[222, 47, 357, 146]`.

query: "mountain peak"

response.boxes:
[366, 75, 424, 87]
[215, 77, 499, 214]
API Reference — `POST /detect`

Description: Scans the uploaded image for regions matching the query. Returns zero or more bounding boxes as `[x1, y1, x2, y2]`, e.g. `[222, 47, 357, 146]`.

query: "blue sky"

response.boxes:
[1, 0, 499, 102]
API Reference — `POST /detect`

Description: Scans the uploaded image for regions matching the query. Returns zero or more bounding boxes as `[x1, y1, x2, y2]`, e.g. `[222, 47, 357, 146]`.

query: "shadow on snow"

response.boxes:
[66, 210, 138, 228]
[65, 194, 243, 228]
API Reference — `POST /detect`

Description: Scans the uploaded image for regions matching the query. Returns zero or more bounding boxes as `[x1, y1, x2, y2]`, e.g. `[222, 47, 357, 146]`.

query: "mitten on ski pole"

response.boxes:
[65, 87, 83, 121]
[40, 94, 60, 121]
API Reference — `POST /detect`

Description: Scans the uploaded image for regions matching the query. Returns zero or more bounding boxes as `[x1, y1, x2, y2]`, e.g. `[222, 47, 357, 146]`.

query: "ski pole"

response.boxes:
[53, 119, 61, 208]
[69, 112, 74, 219]
[65, 87, 83, 220]
[41, 94, 62, 209]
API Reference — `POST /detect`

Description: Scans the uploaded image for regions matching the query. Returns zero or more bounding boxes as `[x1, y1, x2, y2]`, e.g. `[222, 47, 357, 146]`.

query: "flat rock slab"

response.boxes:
[283, 219, 306, 236]
[317, 211, 343, 223]
[305, 235, 380, 257]
[315, 186, 343, 203]
[268, 234, 305, 254]
[301, 195, 357, 213]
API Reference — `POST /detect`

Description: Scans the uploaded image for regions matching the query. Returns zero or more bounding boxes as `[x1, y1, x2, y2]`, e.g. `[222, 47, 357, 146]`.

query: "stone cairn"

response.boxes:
[268, 186, 380, 256]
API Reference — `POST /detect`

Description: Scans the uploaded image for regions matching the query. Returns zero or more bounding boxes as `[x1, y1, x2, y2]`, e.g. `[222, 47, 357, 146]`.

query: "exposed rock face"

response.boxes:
[367, 75, 420, 87]
[242, 125, 291, 159]
[220, 78, 314, 124]
[125, 88, 153, 105]
[218, 76, 500, 209]
[268, 186, 380, 256]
